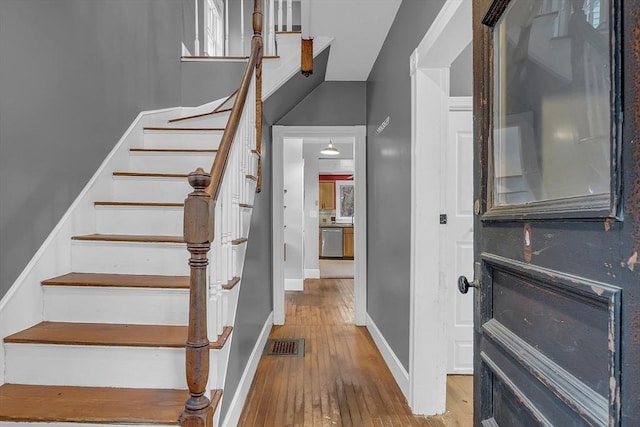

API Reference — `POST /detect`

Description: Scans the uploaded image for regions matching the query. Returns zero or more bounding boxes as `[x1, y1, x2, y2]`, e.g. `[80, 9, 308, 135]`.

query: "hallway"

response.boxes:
[238, 278, 472, 426]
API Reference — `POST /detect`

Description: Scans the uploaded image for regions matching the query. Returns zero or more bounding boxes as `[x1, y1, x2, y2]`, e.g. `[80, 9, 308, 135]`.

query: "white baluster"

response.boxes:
[224, 0, 229, 55]
[194, 0, 200, 55]
[278, 0, 283, 32]
[286, 0, 292, 31]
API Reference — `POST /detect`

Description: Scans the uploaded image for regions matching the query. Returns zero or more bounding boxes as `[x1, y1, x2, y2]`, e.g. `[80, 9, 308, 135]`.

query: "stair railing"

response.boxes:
[179, 0, 263, 425]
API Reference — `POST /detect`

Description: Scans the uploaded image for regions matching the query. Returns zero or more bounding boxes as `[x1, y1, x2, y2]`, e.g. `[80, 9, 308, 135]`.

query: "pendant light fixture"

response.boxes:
[320, 140, 340, 156]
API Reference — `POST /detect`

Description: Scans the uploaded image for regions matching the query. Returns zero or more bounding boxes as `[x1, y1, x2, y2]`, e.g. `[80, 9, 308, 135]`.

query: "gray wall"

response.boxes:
[365, 0, 446, 370]
[182, 0, 197, 55]
[277, 81, 366, 126]
[450, 42, 473, 96]
[0, 0, 184, 299]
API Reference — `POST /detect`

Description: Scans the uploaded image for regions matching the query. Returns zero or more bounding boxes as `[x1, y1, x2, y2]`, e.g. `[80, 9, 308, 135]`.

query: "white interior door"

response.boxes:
[444, 98, 474, 374]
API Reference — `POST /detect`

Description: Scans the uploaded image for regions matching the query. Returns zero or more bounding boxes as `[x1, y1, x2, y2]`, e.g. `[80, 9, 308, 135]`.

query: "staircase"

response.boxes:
[0, 1, 335, 421]
[0, 82, 258, 424]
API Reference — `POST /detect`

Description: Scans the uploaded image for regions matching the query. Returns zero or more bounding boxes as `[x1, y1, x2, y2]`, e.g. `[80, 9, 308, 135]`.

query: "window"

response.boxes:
[490, 0, 612, 214]
[205, 0, 224, 56]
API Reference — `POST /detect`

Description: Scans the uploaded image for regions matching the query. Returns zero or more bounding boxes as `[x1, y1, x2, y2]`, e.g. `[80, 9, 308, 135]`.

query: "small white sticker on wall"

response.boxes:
[377, 116, 390, 134]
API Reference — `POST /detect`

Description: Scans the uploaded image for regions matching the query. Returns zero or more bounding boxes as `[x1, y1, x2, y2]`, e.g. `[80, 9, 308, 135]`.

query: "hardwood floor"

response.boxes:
[238, 278, 473, 426]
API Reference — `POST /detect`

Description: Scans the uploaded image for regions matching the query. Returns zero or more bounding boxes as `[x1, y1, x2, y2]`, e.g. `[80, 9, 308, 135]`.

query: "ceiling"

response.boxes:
[306, 0, 403, 81]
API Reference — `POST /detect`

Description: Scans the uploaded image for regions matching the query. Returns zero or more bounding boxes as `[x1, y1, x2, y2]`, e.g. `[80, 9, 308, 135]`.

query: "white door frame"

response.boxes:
[272, 125, 367, 326]
[409, 0, 472, 415]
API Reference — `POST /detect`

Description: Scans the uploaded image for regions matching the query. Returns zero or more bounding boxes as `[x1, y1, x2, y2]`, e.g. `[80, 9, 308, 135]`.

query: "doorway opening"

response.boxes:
[272, 126, 367, 326]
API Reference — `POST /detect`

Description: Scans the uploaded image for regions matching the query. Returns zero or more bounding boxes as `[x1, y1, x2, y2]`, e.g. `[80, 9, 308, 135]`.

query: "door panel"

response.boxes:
[471, 0, 639, 425]
[446, 105, 474, 374]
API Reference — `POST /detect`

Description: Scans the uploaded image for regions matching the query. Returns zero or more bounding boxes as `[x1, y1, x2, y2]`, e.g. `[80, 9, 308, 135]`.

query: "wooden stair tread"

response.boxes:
[130, 148, 218, 153]
[239, 203, 253, 209]
[232, 237, 248, 245]
[5, 322, 233, 349]
[143, 126, 225, 131]
[0, 383, 191, 424]
[245, 174, 258, 181]
[71, 234, 184, 244]
[113, 171, 189, 178]
[42, 273, 189, 289]
[94, 201, 184, 207]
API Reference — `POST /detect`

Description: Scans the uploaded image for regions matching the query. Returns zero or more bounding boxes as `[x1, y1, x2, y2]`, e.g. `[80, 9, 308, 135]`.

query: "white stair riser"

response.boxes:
[129, 152, 216, 174]
[112, 177, 191, 203]
[95, 206, 184, 236]
[71, 241, 189, 276]
[143, 130, 222, 149]
[43, 286, 189, 325]
[4, 344, 220, 389]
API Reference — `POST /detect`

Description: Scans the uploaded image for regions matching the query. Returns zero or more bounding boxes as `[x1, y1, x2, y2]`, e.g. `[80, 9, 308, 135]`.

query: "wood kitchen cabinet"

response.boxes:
[343, 227, 354, 259]
[318, 181, 335, 210]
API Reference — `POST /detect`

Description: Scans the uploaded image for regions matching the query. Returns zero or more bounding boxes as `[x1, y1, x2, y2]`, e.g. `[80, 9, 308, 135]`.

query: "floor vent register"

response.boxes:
[264, 339, 305, 357]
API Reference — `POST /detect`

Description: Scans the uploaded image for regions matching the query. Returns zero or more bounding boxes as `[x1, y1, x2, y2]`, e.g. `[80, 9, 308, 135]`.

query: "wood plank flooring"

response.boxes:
[238, 278, 473, 426]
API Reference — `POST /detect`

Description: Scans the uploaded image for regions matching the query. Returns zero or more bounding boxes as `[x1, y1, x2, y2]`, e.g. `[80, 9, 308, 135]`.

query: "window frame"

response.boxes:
[480, 0, 623, 222]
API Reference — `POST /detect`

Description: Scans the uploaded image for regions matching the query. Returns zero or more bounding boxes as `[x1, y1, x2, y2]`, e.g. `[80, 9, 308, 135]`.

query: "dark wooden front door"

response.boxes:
[469, 1, 639, 425]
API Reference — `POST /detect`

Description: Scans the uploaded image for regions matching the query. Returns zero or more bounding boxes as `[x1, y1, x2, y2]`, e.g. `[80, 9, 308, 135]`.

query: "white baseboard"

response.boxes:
[284, 278, 304, 291]
[221, 312, 273, 427]
[366, 314, 410, 400]
[304, 269, 320, 279]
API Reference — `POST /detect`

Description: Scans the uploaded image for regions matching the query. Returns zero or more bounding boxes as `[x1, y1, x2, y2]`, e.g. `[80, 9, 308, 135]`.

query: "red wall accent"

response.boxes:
[318, 174, 353, 181]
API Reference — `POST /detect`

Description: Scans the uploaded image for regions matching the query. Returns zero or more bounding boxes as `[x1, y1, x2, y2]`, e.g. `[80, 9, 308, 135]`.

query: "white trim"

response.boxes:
[414, 0, 472, 69]
[449, 96, 473, 112]
[304, 269, 320, 279]
[263, 36, 332, 100]
[284, 278, 304, 291]
[408, 0, 472, 416]
[366, 314, 409, 399]
[221, 312, 273, 427]
[272, 126, 367, 326]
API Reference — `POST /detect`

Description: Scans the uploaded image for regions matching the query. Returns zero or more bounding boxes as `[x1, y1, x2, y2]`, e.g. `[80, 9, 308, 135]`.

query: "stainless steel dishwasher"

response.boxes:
[320, 227, 343, 258]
